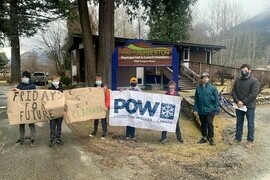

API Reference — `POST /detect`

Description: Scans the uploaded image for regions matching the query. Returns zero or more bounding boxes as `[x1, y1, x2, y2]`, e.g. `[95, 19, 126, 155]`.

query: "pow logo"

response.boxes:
[160, 103, 175, 120]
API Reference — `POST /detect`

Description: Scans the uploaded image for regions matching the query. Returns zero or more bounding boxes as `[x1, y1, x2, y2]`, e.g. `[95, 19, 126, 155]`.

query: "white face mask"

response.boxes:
[52, 81, 60, 87]
[202, 79, 209, 84]
[21, 77, 29, 84]
[95, 80, 102, 86]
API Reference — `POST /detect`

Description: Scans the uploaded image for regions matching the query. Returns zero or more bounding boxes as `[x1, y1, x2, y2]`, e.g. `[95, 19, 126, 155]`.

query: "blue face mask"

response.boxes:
[241, 71, 250, 78]
[131, 83, 137, 87]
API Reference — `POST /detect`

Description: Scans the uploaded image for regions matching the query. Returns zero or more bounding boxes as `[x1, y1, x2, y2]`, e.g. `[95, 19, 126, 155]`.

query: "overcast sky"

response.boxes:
[195, 0, 270, 17]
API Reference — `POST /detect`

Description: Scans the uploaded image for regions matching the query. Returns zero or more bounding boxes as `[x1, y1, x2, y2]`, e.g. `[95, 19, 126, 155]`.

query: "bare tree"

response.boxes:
[114, 5, 135, 38]
[133, 6, 148, 39]
[38, 21, 68, 76]
[191, 0, 248, 67]
[21, 51, 39, 72]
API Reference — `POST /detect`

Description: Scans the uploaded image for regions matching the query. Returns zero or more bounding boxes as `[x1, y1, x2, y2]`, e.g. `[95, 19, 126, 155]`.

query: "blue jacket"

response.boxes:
[194, 83, 220, 115]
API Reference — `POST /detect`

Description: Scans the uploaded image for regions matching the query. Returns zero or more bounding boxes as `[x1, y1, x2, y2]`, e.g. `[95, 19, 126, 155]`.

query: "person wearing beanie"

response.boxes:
[14, 71, 37, 147]
[48, 76, 64, 147]
[22, 71, 31, 79]
[124, 77, 141, 140]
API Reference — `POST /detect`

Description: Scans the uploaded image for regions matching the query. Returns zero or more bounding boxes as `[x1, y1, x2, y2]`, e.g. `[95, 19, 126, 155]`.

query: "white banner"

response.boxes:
[109, 91, 181, 132]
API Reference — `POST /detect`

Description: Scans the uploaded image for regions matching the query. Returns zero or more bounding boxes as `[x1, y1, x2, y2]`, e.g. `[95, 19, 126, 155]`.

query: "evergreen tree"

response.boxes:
[0, 52, 8, 70]
[147, 0, 196, 42]
[0, 0, 71, 83]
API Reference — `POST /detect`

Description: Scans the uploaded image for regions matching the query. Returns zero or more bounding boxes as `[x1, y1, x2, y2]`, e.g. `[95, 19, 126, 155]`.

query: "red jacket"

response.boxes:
[104, 87, 110, 108]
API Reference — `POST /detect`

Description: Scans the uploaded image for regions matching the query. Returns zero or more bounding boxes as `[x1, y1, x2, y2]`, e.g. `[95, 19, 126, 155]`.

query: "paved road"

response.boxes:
[0, 86, 108, 180]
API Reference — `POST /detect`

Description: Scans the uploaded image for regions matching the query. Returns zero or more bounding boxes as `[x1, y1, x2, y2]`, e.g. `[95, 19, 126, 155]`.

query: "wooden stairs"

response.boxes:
[160, 66, 199, 91]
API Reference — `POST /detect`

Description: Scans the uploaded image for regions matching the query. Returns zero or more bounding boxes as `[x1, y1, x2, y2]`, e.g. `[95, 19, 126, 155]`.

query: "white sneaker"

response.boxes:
[89, 132, 96, 137]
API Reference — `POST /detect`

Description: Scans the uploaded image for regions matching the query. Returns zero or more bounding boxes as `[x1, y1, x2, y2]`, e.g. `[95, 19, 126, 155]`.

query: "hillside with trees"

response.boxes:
[190, 0, 270, 69]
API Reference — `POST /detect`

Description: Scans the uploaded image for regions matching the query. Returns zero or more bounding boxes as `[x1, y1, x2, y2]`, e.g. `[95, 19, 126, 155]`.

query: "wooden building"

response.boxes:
[65, 34, 226, 89]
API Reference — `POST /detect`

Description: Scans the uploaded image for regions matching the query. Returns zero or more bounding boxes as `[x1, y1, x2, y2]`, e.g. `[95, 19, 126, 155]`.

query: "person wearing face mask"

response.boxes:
[124, 77, 141, 140]
[194, 72, 219, 146]
[48, 76, 64, 147]
[89, 76, 110, 139]
[160, 81, 184, 144]
[230, 64, 259, 149]
[14, 71, 36, 147]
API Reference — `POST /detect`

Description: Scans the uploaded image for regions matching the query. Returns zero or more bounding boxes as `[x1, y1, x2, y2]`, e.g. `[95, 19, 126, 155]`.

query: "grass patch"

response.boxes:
[69, 112, 234, 179]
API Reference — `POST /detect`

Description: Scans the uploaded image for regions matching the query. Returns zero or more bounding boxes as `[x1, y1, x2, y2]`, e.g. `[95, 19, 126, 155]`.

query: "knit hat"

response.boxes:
[130, 77, 138, 83]
[22, 71, 31, 79]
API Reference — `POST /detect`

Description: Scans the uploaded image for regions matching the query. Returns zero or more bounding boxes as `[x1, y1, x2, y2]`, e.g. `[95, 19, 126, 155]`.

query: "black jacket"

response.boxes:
[232, 76, 259, 108]
[17, 80, 36, 90]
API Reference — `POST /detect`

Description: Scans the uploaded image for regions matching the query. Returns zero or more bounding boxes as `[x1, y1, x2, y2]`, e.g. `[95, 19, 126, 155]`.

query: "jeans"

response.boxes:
[50, 118, 63, 141]
[19, 123, 36, 140]
[161, 121, 182, 140]
[93, 118, 107, 135]
[126, 126, 135, 138]
[235, 108, 255, 142]
[199, 111, 215, 139]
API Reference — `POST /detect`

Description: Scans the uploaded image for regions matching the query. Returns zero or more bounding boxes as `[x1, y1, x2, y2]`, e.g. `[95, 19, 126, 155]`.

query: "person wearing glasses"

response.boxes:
[159, 80, 184, 144]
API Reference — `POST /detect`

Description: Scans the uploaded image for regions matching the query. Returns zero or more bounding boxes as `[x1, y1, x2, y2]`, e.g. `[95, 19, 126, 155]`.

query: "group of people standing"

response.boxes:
[14, 63, 259, 149]
[194, 64, 259, 148]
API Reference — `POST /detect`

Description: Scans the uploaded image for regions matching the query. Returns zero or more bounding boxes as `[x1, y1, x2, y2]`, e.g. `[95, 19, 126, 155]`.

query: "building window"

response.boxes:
[183, 49, 189, 61]
[138, 78, 142, 84]
[206, 50, 212, 64]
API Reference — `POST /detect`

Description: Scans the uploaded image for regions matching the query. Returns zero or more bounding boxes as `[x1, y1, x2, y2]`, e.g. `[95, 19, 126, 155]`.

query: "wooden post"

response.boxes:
[221, 67, 224, 86]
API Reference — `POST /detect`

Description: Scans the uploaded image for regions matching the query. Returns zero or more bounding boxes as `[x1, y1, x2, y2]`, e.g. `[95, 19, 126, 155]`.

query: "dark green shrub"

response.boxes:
[61, 76, 72, 86]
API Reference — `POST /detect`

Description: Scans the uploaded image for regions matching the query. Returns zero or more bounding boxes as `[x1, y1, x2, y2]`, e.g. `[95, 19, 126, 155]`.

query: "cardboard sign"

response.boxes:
[109, 91, 181, 132]
[63, 87, 106, 124]
[7, 90, 65, 125]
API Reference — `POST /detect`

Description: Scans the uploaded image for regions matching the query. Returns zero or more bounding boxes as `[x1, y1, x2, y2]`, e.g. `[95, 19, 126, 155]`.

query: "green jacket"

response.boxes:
[194, 83, 220, 115]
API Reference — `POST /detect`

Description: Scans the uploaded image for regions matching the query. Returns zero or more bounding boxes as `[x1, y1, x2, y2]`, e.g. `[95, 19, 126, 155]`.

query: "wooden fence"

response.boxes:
[188, 61, 270, 85]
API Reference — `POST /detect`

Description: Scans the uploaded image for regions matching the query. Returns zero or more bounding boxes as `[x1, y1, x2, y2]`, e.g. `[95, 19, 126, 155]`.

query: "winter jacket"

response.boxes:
[165, 91, 178, 96]
[17, 80, 36, 90]
[194, 83, 220, 115]
[232, 76, 259, 108]
[104, 87, 110, 108]
[127, 86, 142, 92]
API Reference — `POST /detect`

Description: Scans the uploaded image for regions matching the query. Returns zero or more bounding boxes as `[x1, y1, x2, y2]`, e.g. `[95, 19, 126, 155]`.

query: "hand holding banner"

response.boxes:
[63, 87, 106, 124]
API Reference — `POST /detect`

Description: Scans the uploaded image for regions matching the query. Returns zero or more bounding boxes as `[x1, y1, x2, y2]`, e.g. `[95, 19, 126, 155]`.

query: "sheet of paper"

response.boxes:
[233, 103, 247, 112]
